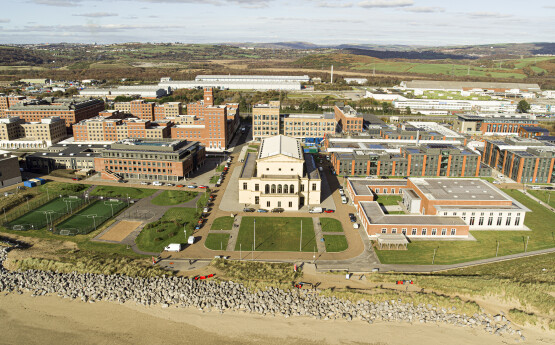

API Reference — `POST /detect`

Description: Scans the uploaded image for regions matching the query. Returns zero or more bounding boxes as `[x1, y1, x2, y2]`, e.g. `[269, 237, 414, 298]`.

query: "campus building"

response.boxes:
[381, 122, 465, 142]
[114, 100, 183, 121]
[0, 151, 22, 187]
[331, 142, 489, 178]
[25, 143, 103, 173]
[0, 94, 26, 117]
[170, 88, 238, 151]
[252, 101, 281, 141]
[482, 137, 555, 183]
[334, 103, 363, 133]
[518, 126, 549, 138]
[453, 113, 538, 136]
[0, 116, 66, 149]
[94, 139, 205, 182]
[399, 80, 541, 93]
[4, 98, 105, 130]
[283, 113, 337, 140]
[73, 116, 172, 142]
[392, 99, 518, 113]
[238, 135, 321, 210]
[347, 177, 530, 239]
[159, 75, 304, 91]
[79, 86, 169, 99]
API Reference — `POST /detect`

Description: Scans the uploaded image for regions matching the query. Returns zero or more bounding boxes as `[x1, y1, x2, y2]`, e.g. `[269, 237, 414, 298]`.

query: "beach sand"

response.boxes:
[1, 293, 552, 345]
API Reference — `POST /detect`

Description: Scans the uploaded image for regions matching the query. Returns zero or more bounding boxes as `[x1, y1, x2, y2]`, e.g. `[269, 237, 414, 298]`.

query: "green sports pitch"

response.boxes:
[55, 199, 127, 235]
[7, 196, 84, 230]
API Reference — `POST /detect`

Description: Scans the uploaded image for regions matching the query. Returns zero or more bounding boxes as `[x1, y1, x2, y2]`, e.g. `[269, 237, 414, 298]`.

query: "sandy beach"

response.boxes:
[1, 293, 552, 345]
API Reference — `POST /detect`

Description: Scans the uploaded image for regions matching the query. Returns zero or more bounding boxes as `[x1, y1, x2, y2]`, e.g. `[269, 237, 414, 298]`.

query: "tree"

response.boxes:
[405, 106, 412, 115]
[517, 100, 531, 113]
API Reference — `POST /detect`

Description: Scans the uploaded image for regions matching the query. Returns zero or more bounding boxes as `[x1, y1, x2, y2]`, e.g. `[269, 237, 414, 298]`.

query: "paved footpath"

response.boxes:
[225, 215, 241, 251]
[312, 218, 326, 254]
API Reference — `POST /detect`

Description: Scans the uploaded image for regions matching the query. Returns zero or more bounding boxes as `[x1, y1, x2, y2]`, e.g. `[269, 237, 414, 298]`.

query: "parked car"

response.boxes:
[341, 195, 348, 204]
[187, 185, 197, 189]
[348, 213, 357, 222]
[187, 236, 195, 245]
[152, 181, 163, 186]
[140, 181, 150, 185]
[257, 209, 268, 213]
[117, 179, 127, 183]
[353, 223, 359, 229]
[309, 207, 323, 213]
[164, 243, 182, 252]
[72, 177, 80, 181]
[198, 185, 208, 189]
[243, 208, 255, 212]
[166, 183, 174, 187]
[176, 184, 184, 188]
[324, 209, 335, 213]
[271, 208, 284, 213]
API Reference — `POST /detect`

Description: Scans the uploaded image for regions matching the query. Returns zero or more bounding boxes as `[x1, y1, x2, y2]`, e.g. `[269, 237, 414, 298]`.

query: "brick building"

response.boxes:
[347, 177, 529, 239]
[73, 116, 171, 142]
[334, 103, 363, 133]
[4, 98, 105, 130]
[94, 139, 205, 182]
[0, 94, 26, 117]
[283, 113, 337, 140]
[483, 137, 555, 183]
[453, 113, 538, 136]
[115, 100, 183, 121]
[252, 101, 281, 141]
[0, 116, 66, 149]
[518, 126, 549, 139]
[0, 151, 22, 187]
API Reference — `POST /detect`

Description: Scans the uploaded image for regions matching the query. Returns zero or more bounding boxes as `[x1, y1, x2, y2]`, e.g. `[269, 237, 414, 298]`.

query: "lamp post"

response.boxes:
[299, 219, 303, 252]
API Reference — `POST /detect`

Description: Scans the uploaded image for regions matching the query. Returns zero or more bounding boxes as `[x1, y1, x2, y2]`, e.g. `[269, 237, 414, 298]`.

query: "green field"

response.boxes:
[135, 207, 199, 253]
[211, 216, 234, 230]
[205, 233, 230, 250]
[320, 218, 343, 232]
[375, 195, 402, 206]
[89, 186, 157, 199]
[235, 217, 316, 252]
[210, 175, 220, 184]
[151, 190, 197, 206]
[6, 196, 85, 230]
[528, 190, 555, 209]
[323, 235, 348, 252]
[376, 190, 555, 265]
[55, 199, 127, 236]
[39, 182, 87, 196]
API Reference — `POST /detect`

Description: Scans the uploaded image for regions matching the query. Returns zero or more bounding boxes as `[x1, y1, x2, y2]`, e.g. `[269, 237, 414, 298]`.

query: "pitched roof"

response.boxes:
[258, 135, 302, 160]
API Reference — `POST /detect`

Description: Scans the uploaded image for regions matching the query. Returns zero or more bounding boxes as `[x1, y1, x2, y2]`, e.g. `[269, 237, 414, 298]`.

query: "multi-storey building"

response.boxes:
[94, 139, 205, 182]
[332, 142, 489, 178]
[238, 135, 321, 210]
[283, 114, 337, 140]
[347, 177, 530, 239]
[252, 101, 281, 141]
[518, 126, 549, 138]
[483, 137, 555, 183]
[334, 103, 363, 133]
[0, 117, 66, 149]
[4, 98, 105, 130]
[0, 94, 26, 117]
[0, 151, 22, 187]
[73, 117, 171, 142]
[453, 113, 538, 136]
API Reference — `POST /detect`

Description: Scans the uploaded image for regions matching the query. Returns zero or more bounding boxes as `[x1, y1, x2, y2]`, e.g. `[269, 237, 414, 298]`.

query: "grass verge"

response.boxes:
[235, 217, 316, 252]
[89, 186, 157, 199]
[211, 216, 234, 230]
[205, 233, 230, 250]
[323, 235, 348, 252]
[151, 190, 197, 206]
[320, 218, 343, 232]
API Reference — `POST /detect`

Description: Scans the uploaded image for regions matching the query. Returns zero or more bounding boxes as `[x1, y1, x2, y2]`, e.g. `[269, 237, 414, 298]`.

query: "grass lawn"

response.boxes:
[375, 195, 402, 206]
[528, 190, 555, 209]
[235, 217, 316, 252]
[323, 235, 348, 252]
[386, 210, 406, 215]
[211, 216, 234, 230]
[135, 207, 200, 253]
[205, 233, 230, 250]
[320, 218, 343, 232]
[210, 175, 220, 184]
[376, 190, 555, 265]
[89, 186, 157, 199]
[151, 190, 197, 206]
[39, 182, 87, 196]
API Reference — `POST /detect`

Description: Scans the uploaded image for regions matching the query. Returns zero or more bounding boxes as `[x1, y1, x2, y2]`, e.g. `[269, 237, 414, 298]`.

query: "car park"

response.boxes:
[243, 208, 255, 212]
[271, 208, 284, 213]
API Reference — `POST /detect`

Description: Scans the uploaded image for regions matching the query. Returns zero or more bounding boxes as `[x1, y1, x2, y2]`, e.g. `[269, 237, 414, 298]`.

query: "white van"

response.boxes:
[352, 223, 359, 229]
[152, 181, 163, 186]
[309, 207, 323, 213]
[164, 243, 182, 252]
[187, 236, 195, 245]
[341, 195, 348, 204]
[531, 186, 541, 190]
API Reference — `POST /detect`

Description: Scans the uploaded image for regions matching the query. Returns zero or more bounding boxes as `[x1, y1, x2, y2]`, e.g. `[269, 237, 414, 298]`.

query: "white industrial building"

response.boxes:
[393, 99, 518, 113]
[195, 75, 310, 83]
[399, 80, 541, 93]
[158, 79, 301, 91]
[365, 90, 407, 101]
[345, 78, 368, 85]
[79, 86, 169, 98]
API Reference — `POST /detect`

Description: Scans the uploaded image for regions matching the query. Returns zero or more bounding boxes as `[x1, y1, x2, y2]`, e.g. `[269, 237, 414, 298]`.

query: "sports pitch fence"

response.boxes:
[54, 199, 128, 236]
[5, 196, 86, 231]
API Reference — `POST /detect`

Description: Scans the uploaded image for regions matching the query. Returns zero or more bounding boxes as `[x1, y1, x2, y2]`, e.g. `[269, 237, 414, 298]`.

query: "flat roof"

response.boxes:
[360, 201, 466, 226]
[349, 178, 408, 196]
[410, 178, 508, 201]
[240, 152, 257, 178]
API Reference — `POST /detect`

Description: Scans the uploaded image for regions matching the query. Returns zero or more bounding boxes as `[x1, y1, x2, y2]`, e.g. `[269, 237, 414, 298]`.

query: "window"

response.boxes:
[271, 184, 276, 194]
[450, 228, 456, 236]
[375, 188, 380, 193]
[401, 228, 407, 235]
[312, 183, 317, 191]
[497, 217, 502, 226]
[391, 188, 395, 194]
[383, 188, 388, 193]
[478, 216, 484, 226]
[391, 228, 397, 234]
[267, 201, 270, 207]
[265, 185, 270, 194]
[255, 184, 259, 192]
[289, 202, 292, 208]
[255, 196, 259, 204]
[290, 184, 295, 193]
[381, 228, 387, 234]
[411, 228, 417, 235]
[515, 217, 520, 226]
[300, 184, 304, 192]
[431, 228, 437, 235]
[506, 217, 511, 226]
[277, 201, 281, 207]
[488, 216, 493, 226]
[469, 217, 475, 225]
[421, 228, 427, 236]
[243, 183, 247, 190]
[441, 228, 447, 236]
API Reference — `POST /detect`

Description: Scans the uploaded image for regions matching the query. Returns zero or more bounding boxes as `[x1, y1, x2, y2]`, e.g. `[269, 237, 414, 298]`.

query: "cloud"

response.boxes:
[467, 12, 513, 19]
[404, 6, 444, 13]
[0, 19, 10, 23]
[21, 23, 187, 33]
[358, 0, 413, 8]
[318, 1, 353, 8]
[73, 12, 118, 18]
[31, 0, 82, 6]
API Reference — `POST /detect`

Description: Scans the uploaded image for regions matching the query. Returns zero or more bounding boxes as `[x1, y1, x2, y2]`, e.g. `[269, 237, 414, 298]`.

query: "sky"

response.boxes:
[0, 0, 553, 46]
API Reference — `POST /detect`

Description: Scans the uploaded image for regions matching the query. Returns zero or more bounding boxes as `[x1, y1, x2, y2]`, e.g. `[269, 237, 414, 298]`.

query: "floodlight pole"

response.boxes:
[110, 203, 114, 217]
[432, 248, 437, 264]
[496, 241, 499, 257]
[253, 218, 256, 252]
[525, 236, 529, 252]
